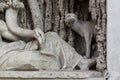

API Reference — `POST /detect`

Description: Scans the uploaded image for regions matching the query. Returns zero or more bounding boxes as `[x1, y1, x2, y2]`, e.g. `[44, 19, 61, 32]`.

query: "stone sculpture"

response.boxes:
[65, 13, 95, 58]
[0, 0, 96, 71]
[65, 13, 106, 71]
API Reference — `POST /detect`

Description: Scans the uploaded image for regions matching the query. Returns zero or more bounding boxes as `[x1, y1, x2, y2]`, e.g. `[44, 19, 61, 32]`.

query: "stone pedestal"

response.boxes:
[0, 71, 105, 80]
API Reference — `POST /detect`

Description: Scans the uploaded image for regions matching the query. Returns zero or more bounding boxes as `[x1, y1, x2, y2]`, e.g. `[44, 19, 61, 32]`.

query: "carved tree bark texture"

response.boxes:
[89, 0, 107, 69]
[0, 0, 106, 68]
[28, 0, 43, 30]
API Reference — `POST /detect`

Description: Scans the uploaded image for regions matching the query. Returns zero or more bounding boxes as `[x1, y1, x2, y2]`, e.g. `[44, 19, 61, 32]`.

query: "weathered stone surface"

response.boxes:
[0, 1, 106, 80]
[0, 51, 60, 70]
[0, 32, 82, 70]
[107, 0, 120, 80]
[0, 71, 102, 79]
[0, 78, 105, 80]
[0, 0, 84, 71]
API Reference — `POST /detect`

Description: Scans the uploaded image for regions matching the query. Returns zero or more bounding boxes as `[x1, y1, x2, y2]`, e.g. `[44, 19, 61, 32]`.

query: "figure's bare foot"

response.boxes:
[78, 58, 96, 71]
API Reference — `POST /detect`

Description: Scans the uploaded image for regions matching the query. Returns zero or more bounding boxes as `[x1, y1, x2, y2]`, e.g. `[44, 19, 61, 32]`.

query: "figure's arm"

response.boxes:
[2, 31, 20, 41]
[0, 20, 20, 41]
[5, 0, 45, 48]
[5, 0, 35, 39]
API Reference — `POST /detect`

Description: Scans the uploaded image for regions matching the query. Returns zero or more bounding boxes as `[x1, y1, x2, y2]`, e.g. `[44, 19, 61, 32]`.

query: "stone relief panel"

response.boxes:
[0, 0, 106, 75]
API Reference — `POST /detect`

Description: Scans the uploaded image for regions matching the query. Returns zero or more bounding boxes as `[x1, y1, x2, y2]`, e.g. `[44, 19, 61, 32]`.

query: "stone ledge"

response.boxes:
[0, 71, 103, 79]
[0, 78, 106, 80]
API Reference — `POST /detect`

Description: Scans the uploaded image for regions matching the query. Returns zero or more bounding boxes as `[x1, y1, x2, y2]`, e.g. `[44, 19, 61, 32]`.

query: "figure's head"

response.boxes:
[65, 13, 78, 28]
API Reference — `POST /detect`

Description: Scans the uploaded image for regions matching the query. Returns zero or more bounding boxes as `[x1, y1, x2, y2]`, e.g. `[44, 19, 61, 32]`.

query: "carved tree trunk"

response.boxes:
[0, 0, 106, 71]
[89, 0, 107, 70]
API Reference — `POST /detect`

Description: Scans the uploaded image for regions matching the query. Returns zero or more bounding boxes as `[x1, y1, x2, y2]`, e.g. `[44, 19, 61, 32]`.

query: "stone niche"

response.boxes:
[0, 0, 107, 80]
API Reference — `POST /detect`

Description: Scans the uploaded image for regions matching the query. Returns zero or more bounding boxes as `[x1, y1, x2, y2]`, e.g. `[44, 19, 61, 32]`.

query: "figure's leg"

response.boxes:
[59, 33, 95, 70]
[85, 34, 92, 58]
[78, 33, 96, 70]
[0, 20, 20, 41]
[42, 32, 96, 70]
[44, 32, 82, 69]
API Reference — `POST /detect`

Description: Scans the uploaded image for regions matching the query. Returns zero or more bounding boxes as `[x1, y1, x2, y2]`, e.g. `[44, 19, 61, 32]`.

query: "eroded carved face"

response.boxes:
[65, 13, 78, 28]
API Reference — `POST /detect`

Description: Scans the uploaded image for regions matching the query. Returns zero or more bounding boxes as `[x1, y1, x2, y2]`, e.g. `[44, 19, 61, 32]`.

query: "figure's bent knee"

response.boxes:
[45, 32, 59, 39]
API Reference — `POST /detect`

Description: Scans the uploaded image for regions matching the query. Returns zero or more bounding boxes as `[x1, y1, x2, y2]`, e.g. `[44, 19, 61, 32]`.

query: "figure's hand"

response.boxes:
[12, 1, 24, 9]
[34, 28, 45, 48]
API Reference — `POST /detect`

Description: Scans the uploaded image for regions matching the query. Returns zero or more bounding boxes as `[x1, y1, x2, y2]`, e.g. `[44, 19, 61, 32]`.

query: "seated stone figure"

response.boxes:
[0, 0, 95, 71]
